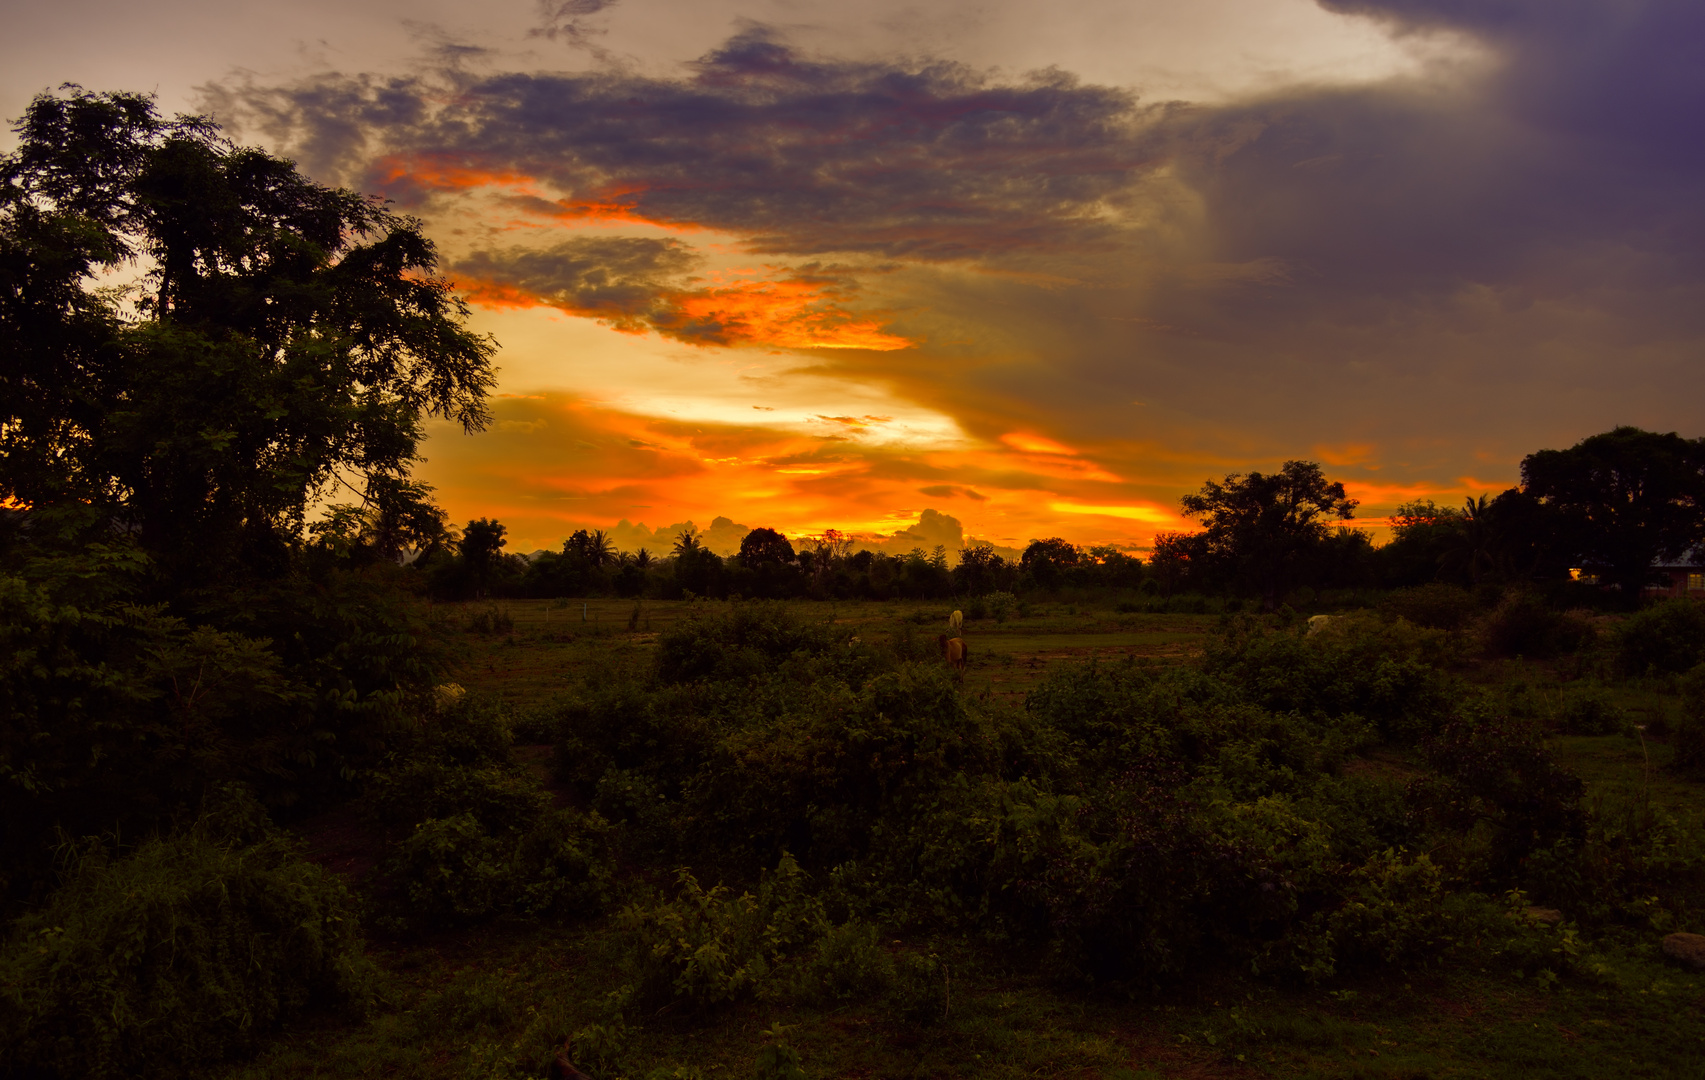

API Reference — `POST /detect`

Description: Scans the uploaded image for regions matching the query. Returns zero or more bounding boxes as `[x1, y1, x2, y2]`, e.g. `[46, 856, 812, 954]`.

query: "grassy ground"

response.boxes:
[225, 599, 1705, 1080]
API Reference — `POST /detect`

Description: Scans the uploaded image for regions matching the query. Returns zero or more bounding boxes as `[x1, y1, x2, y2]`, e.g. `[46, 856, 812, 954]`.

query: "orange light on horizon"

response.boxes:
[1049, 501, 1175, 525]
[1001, 432, 1077, 455]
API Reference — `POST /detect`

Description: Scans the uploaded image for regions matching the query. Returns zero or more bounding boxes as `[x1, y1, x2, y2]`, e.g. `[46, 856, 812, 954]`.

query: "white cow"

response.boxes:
[949, 609, 964, 633]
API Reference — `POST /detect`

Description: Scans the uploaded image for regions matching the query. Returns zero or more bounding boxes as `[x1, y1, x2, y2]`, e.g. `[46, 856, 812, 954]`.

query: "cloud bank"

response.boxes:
[205, 0, 1705, 552]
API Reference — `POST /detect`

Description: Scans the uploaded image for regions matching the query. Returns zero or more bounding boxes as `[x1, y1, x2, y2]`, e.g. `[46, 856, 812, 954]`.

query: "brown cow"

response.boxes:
[937, 634, 968, 671]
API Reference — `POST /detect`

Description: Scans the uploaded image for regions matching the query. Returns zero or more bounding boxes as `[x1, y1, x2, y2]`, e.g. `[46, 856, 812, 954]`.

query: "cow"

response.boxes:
[938, 634, 968, 671]
[1306, 614, 1334, 636]
[949, 609, 964, 633]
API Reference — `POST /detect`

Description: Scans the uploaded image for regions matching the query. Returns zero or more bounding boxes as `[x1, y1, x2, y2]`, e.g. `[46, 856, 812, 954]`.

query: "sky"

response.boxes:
[6, 0, 1702, 557]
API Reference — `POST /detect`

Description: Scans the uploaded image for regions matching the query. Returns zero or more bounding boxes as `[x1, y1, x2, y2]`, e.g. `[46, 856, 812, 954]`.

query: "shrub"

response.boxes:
[1382, 584, 1478, 632]
[1479, 592, 1594, 659]
[385, 808, 611, 927]
[1675, 664, 1705, 772]
[679, 664, 999, 868]
[1204, 615, 1457, 743]
[1411, 716, 1585, 878]
[513, 808, 615, 917]
[655, 603, 836, 684]
[388, 814, 515, 924]
[1615, 599, 1705, 676]
[0, 831, 371, 1079]
[1321, 850, 1451, 972]
[465, 603, 514, 634]
[1550, 685, 1625, 735]
[784, 921, 896, 1004]
[1025, 766, 1294, 981]
[619, 856, 824, 1011]
[367, 760, 548, 836]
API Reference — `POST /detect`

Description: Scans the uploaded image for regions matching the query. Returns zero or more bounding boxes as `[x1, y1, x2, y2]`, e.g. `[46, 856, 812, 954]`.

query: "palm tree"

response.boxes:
[1439, 495, 1496, 584]
[672, 527, 703, 558]
[634, 547, 653, 569]
[587, 529, 615, 567]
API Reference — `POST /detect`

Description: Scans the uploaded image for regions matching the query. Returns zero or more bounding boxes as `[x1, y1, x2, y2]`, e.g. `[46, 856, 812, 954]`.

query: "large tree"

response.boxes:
[0, 87, 495, 583]
[1178, 460, 1358, 608]
[1519, 427, 1705, 596]
[0, 88, 495, 877]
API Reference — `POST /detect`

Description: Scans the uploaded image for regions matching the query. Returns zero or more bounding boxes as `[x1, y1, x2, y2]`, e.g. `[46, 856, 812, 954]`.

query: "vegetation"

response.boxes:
[6, 86, 1705, 1079]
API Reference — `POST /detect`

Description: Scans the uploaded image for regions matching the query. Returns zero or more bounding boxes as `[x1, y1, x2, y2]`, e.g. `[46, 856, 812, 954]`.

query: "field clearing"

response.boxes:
[234, 598, 1705, 1080]
[447, 598, 1218, 706]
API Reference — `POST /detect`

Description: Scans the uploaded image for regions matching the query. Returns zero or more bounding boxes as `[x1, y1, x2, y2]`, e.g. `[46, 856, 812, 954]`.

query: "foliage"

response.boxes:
[0, 87, 495, 587]
[1203, 613, 1456, 742]
[1177, 461, 1358, 608]
[1549, 684, 1625, 736]
[654, 602, 839, 684]
[0, 822, 371, 1079]
[1411, 715, 1585, 879]
[1380, 583, 1478, 631]
[618, 855, 824, 1011]
[1521, 426, 1705, 597]
[1614, 598, 1705, 676]
[1478, 591, 1595, 659]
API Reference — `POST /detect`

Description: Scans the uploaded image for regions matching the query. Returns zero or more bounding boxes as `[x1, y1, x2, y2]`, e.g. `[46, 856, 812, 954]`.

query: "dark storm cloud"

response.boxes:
[212, 2, 1705, 494]
[453, 236, 699, 333]
[213, 29, 1153, 260]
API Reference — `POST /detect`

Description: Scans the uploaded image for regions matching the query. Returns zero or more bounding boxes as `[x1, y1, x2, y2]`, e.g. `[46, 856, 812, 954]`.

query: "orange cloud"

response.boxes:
[460, 271, 913, 351]
[672, 279, 912, 350]
[1001, 432, 1078, 455]
[414, 393, 1200, 554]
[372, 153, 535, 192]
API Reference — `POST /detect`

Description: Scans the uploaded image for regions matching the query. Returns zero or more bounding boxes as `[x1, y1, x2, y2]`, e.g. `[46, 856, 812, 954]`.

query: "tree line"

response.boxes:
[400, 429, 1705, 607]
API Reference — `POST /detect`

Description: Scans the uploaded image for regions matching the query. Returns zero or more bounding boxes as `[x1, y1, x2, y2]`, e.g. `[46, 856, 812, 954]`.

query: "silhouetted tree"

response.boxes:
[1021, 537, 1081, 590]
[954, 542, 1007, 595]
[460, 518, 507, 597]
[739, 527, 795, 566]
[1179, 460, 1357, 608]
[1520, 427, 1705, 596]
[0, 87, 495, 585]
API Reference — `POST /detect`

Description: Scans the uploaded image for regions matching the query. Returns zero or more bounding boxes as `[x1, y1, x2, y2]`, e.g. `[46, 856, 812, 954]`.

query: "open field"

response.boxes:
[448, 598, 1219, 707]
[226, 599, 1705, 1080]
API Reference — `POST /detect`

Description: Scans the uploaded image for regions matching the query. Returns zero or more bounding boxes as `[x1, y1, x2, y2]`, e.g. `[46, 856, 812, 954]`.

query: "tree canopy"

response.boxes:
[1178, 460, 1359, 608]
[1520, 426, 1705, 596]
[0, 87, 496, 584]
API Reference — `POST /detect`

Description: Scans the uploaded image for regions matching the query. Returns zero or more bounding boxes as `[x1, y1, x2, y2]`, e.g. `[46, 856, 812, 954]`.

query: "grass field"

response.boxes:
[225, 598, 1705, 1080]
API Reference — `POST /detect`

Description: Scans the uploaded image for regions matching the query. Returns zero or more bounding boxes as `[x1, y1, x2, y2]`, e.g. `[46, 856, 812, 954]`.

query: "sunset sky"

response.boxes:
[6, 0, 1701, 556]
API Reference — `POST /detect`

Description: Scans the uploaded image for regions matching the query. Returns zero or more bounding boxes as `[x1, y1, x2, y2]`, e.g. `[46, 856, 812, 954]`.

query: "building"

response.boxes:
[1645, 548, 1705, 598]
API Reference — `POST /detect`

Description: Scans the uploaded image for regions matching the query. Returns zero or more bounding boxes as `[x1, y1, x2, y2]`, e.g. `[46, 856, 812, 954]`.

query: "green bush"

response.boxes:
[1550, 685, 1625, 735]
[367, 760, 548, 835]
[619, 856, 824, 1011]
[1675, 664, 1705, 772]
[1320, 850, 1451, 972]
[0, 831, 371, 1079]
[1202, 614, 1456, 742]
[784, 920, 896, 1004]
[655, 603, 837, 684]
[1381, 584, 1478, 632]
[385, 807, 611, 927]
[1615, 599, 1705, 676]
[388, 813, 514, 924]
[1479, 592, 1595, 659]
[1411, 716, 1585, 879]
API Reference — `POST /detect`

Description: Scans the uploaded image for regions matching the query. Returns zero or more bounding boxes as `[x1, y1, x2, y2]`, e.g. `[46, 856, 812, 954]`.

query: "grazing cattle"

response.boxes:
[949, 609, 964, 633]
[938, 634, 968, 671]
[1306, 615, 1333, 636]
